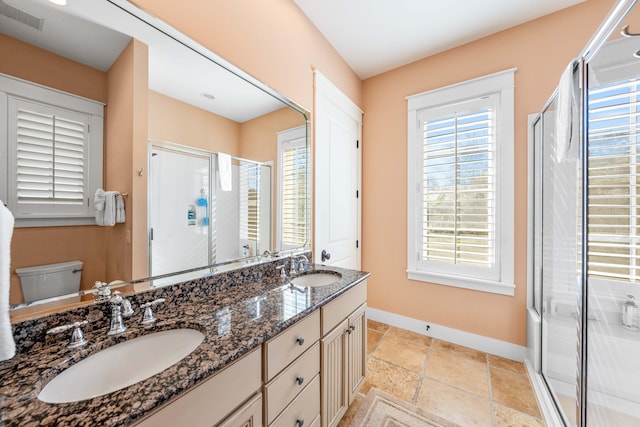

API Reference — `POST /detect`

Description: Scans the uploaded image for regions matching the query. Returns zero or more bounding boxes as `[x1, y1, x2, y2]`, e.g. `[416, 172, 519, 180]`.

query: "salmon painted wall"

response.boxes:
[361, 0, 617, 346]
[1, 35, 108, 303]
[130, 0, 362, 112]
[105, 39, 148, 283]
[148, 91, 241, 156]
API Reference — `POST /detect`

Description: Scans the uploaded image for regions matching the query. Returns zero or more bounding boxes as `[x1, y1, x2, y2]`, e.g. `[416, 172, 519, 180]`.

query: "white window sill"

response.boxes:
[15, 217, 97, 228]
[407, 269, 515, 296]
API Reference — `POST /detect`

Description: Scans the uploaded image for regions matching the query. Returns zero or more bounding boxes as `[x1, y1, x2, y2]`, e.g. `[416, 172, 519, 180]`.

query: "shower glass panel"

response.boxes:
[585, 15, 640, 425]
[539, 91, 582, 427]
[149, 147, 212, 276]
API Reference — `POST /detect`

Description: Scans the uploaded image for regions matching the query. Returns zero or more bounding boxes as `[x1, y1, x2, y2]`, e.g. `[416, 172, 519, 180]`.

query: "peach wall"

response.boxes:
[3, 35, 109, 303]
[0, 34, 107, 103]
[148, 91, 241, 156]
[105, 39, 149, 282]
[131, 0, 362, 112]
[361, 0, 617, 346]
[131, 40, 150, 280]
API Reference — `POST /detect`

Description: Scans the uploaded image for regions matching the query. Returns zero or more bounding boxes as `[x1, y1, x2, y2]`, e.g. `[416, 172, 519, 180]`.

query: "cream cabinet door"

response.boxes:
[321, 318, 348, 427]
[347, 304, 366, 403]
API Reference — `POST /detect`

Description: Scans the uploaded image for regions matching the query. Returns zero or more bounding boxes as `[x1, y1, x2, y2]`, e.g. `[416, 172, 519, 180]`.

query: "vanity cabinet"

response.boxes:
[264, 310, 321, 426]
[134, 347, 262, 427]
[320, 281, 367, 427]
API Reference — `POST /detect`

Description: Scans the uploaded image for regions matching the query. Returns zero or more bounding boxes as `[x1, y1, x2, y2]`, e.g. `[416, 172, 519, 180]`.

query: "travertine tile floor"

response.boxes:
[338, 320, 545, 427]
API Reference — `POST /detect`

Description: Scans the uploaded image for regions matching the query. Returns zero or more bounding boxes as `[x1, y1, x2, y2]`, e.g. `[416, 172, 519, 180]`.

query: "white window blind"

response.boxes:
[277, 126, 308, 250]
[421, 105, 495, 268]
[239, 162, 260, 241]
[407, 69, 515, 295]
[281, 142, 308, 247]
[15, 106, 86, 204]
[588, 78, 640, 283]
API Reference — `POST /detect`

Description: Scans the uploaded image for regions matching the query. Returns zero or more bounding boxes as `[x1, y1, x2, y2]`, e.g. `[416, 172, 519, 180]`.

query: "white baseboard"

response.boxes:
[367, 307, 527, 362]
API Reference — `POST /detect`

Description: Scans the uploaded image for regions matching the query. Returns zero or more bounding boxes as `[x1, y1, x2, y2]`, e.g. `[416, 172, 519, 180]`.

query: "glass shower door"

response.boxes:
[539, 80, 583, 426]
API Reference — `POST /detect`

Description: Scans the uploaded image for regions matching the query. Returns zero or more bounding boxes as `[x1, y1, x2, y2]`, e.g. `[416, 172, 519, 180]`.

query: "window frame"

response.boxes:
[406, 69, 516, 296]
[0, 73, 104, 227]
[276, 125, 308, 251]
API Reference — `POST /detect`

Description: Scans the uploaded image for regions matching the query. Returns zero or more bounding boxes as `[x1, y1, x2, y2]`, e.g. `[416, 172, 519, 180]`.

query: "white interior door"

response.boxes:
[149, 146, 211, 276]
[314, 71, 362, 269]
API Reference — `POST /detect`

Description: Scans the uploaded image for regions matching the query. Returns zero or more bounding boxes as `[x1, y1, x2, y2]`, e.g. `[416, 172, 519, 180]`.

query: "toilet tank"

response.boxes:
[16, 261, 83, 303]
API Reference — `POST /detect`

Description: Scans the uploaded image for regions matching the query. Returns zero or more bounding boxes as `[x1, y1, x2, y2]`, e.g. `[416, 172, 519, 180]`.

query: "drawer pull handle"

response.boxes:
[350, 325, 356, 331]
[296, 376, 304, 385]
[296, 336, 305, 346]
[296, 418, 304, 427]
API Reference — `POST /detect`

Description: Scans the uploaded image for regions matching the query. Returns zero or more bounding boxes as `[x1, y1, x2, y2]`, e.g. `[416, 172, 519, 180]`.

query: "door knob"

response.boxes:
[321, 250, 331, 262]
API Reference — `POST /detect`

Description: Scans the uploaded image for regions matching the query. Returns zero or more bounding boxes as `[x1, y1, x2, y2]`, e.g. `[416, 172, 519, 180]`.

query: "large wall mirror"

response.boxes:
[1, 0, 310, 319]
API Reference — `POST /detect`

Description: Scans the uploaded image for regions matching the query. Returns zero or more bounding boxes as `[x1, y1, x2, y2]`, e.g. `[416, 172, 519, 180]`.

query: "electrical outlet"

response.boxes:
[126, 230, 131, 244]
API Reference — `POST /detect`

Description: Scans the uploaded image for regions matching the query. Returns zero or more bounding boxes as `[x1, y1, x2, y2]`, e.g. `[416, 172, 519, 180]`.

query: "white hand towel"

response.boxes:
[0, 201, 16, 361]
[116, 193, 126, 224]
[556, 60, 578, 162]
[103, 191, 117, 226]
[218, 152, 232, 192]
[94, 188, 106, 226]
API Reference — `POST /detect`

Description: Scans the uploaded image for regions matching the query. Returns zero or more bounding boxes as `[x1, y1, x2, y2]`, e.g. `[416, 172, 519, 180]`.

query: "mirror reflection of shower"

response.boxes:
[148, 143, 271, 277]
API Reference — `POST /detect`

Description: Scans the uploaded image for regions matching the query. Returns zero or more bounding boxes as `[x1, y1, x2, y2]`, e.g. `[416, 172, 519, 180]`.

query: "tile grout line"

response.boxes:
[412, 338, 434, 406]
[486, 356, 498, 427]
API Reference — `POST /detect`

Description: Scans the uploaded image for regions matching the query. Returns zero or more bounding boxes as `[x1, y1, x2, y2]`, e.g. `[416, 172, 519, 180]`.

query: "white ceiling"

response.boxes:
[294, 0, 585, 79]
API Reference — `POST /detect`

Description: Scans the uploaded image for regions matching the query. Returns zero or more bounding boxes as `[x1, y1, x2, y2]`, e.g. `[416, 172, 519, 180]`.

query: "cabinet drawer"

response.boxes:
[321, 281, 366, 335]
[135, 348, 262, 427]
[219, 392, 262, 427]
[270, 374, 320, 427]
[265, 310, 320, 381]
[265, 342, 320, 424]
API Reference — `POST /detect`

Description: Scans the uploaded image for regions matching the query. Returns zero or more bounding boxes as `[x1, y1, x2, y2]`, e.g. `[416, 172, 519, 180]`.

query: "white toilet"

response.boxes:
[16, 260, 83, 303]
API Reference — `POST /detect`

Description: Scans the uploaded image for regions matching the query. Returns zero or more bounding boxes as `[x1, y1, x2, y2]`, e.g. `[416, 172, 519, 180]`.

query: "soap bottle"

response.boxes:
[621, 295, 638, 329]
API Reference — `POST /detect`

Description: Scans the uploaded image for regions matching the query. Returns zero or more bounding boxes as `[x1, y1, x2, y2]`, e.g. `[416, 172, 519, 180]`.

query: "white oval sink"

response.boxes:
[291, 272, 341, 287]
[38, 328, 204, 404]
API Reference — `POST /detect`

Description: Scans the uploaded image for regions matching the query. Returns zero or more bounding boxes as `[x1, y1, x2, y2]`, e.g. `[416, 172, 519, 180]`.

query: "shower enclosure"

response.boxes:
[148, 142, 272, 277]
[528, 1, 640, 425]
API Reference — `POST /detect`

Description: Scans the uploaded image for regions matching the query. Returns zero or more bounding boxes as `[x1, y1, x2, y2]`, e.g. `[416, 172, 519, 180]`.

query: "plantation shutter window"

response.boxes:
[239, 162, 261, 242]
[14, 102, 87, 206]
[1, 73, 104, 225]
[277, 125, 308, 250]
[282, 141, 308, 247]
[407, 69, 515, 295]
[588, 78, 640, 283]
[418, 96, 498, 280]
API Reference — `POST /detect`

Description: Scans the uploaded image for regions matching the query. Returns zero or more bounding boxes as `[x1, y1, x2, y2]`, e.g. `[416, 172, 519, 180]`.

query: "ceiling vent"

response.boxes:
[0, 0, 44, 31]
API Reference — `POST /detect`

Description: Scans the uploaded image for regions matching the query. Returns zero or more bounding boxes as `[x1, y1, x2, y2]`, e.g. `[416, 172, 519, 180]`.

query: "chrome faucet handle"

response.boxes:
[289, 257, 298, 276]
[140, 298, 166, 325]
[108, 292, 129, 336]
[276, 264, 287, 281]
[47, 320, 89, 349]
[94, 281, 111, 301]
[296, 255, 310, 273]
[111, 291, 134, 317]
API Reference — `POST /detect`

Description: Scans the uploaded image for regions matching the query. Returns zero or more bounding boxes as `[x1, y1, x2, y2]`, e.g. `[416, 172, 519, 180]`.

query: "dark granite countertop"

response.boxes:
[0, 262, 370, 426]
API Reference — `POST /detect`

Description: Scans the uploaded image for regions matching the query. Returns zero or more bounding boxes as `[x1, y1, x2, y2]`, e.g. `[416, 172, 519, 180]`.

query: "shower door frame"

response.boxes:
[530, 1, 639, 426]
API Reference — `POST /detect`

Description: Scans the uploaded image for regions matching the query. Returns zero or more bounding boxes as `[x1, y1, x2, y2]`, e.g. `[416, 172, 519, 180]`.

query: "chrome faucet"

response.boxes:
[276, 263, 288, 282]
[289, 256, 298, 276]
[108, 291, 134, 336]
[296, 255, 310, 273]
[47, 320, 89, 349]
